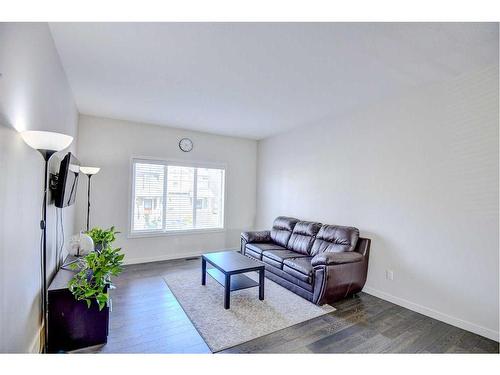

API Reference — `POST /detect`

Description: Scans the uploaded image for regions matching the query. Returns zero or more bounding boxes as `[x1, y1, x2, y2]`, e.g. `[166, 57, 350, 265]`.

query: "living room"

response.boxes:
[0, 1, 499, 372]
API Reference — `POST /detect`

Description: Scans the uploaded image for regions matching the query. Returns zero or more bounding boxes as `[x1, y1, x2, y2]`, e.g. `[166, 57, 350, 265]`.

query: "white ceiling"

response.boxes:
[49, 23, 498, 140]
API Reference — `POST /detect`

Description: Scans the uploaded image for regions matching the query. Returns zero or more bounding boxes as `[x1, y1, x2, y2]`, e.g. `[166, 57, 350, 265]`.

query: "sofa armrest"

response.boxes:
[312, 251, 363, 267]
[241, 230, 271, 244]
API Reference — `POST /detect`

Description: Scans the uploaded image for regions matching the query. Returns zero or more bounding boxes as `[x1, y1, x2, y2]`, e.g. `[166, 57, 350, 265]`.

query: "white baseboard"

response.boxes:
[363, 286, 499, 342]
[123, 249, 219, 265]
[124, 253, 200, 265]
[29, 324, 43, 354]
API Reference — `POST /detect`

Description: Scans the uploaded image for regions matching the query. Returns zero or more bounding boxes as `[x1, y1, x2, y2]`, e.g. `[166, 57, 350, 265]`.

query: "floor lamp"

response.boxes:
[20, 130, 73, 353]
[80, 167, 100, 231]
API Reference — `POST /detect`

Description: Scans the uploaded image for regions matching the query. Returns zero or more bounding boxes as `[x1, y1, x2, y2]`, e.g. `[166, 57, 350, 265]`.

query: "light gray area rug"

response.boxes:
[163, 267, 335, 352]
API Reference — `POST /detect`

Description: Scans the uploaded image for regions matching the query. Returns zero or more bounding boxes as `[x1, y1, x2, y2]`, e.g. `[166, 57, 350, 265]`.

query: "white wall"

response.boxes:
[0, 23, 78, 352]
[256, 66, 499, 341]
[75, 115, 257, 264]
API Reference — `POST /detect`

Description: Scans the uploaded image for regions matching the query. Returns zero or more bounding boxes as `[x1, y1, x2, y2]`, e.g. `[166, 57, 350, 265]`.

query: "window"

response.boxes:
[131, 159, 225, 235]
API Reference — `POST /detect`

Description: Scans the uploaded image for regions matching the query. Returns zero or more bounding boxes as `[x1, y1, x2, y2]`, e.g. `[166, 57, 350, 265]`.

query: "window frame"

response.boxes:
[128, 156, 226, 238]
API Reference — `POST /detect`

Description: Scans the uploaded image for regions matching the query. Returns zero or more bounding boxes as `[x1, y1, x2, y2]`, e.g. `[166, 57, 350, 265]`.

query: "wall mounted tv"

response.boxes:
[54, 152, 80, 208]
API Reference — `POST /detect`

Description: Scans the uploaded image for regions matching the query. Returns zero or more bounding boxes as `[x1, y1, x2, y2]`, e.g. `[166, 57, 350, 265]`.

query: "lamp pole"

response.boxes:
[80, 167, 100, 232]
[19, 130, 74, 354]
[86, 174, 92, 231]
[40, 150, 55, 354]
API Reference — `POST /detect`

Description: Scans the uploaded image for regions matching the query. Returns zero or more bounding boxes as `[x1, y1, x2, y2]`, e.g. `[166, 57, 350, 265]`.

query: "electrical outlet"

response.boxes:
[386, 270, 394, 281]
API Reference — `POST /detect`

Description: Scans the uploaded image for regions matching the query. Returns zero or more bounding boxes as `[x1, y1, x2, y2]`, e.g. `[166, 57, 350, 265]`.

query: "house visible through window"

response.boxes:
[131, 159, 225, 234]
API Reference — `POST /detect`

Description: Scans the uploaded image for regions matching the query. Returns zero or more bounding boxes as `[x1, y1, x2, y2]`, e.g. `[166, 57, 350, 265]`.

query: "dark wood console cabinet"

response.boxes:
[47, 264, 109, 353]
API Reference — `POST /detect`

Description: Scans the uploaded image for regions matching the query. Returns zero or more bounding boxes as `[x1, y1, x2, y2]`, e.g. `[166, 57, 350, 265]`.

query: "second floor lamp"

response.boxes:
[80, 167, 100, 231]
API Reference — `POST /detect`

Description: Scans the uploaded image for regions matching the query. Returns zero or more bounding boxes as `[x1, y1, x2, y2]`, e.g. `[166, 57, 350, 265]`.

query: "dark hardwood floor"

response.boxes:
[77, 257, 499, 354]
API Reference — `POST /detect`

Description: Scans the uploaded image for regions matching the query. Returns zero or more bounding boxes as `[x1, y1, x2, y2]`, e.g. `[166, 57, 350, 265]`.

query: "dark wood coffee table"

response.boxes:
[201, 250, 265, 309]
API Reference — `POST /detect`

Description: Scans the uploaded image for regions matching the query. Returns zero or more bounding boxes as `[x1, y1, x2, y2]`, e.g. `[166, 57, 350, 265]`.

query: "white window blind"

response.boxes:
[132, 163, 164, 231]
[165, 166, 194, 230]
[131, 159, 225, 234]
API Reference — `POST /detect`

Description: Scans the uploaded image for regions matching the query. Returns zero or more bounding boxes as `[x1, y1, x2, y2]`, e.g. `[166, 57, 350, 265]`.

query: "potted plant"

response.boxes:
[85, 226, 120, 253]
[68, 226, 125, 310]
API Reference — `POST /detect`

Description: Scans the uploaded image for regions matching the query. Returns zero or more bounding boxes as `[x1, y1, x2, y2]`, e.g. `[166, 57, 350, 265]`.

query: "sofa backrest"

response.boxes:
[311, 224, 359, 256]
[286, 221, 322, 255]
[271, 216, 300, 247]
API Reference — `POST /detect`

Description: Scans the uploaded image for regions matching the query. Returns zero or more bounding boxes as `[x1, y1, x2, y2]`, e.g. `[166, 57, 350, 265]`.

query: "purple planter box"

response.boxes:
[47, 266, 109, 353]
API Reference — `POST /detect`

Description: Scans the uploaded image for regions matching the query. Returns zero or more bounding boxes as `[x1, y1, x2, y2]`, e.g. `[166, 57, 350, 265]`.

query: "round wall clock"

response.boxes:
[179, 137, 193, 152]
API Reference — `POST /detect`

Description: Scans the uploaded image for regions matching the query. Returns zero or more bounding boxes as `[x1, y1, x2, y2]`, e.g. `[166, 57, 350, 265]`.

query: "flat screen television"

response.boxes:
[54, 152, 80, 208]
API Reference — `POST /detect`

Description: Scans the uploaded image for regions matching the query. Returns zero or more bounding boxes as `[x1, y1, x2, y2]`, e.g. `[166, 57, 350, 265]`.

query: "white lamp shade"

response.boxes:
[68, 232, 94, 256]
[20, 130, 73, 152]
[69, 164, 81, 173]
[80, 166, 100, 175]
[78, 233, 95, 255]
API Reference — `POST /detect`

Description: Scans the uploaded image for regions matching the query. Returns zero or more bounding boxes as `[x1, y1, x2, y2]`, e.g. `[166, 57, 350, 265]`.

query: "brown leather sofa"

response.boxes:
[241, 216, 371, 305]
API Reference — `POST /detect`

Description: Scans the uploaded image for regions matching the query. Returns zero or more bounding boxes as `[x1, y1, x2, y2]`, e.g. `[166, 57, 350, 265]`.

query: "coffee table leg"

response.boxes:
[201, 258, 206, 285]
[224, 274, 231, 309]
[259, 269, 265, 300]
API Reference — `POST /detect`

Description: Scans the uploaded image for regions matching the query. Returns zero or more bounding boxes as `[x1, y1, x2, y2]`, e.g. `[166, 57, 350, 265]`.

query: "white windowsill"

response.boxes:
[127, 228, 226, 239]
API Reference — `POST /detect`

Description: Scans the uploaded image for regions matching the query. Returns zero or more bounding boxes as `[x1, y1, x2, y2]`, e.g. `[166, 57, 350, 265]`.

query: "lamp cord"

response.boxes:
[56, 208, 65, 269]
[60, 209, 64, 267]
[39, 185, 46, 315]
[55, 208, 59, 268]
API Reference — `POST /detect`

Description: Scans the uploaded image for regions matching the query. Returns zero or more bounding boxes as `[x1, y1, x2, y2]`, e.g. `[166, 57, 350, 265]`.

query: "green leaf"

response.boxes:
[68, 226, 125, 309]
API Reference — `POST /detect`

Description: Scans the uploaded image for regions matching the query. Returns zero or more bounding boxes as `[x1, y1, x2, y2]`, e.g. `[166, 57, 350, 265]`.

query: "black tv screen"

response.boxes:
[54, 152, 80, 208]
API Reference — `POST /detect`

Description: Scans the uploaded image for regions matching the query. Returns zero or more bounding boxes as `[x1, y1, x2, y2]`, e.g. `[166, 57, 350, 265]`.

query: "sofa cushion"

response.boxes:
[311, 224, 360, 256]
[287, 221, 322, 255]
[270, 216, 300, 247]
[283, 257, 314, 283]
[262, 249, 309, 269]
[265, 264, 314, 292]
[246, 242, 286, 257]
[262, 255, 282, 268]
[245, 248, 263, 260]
